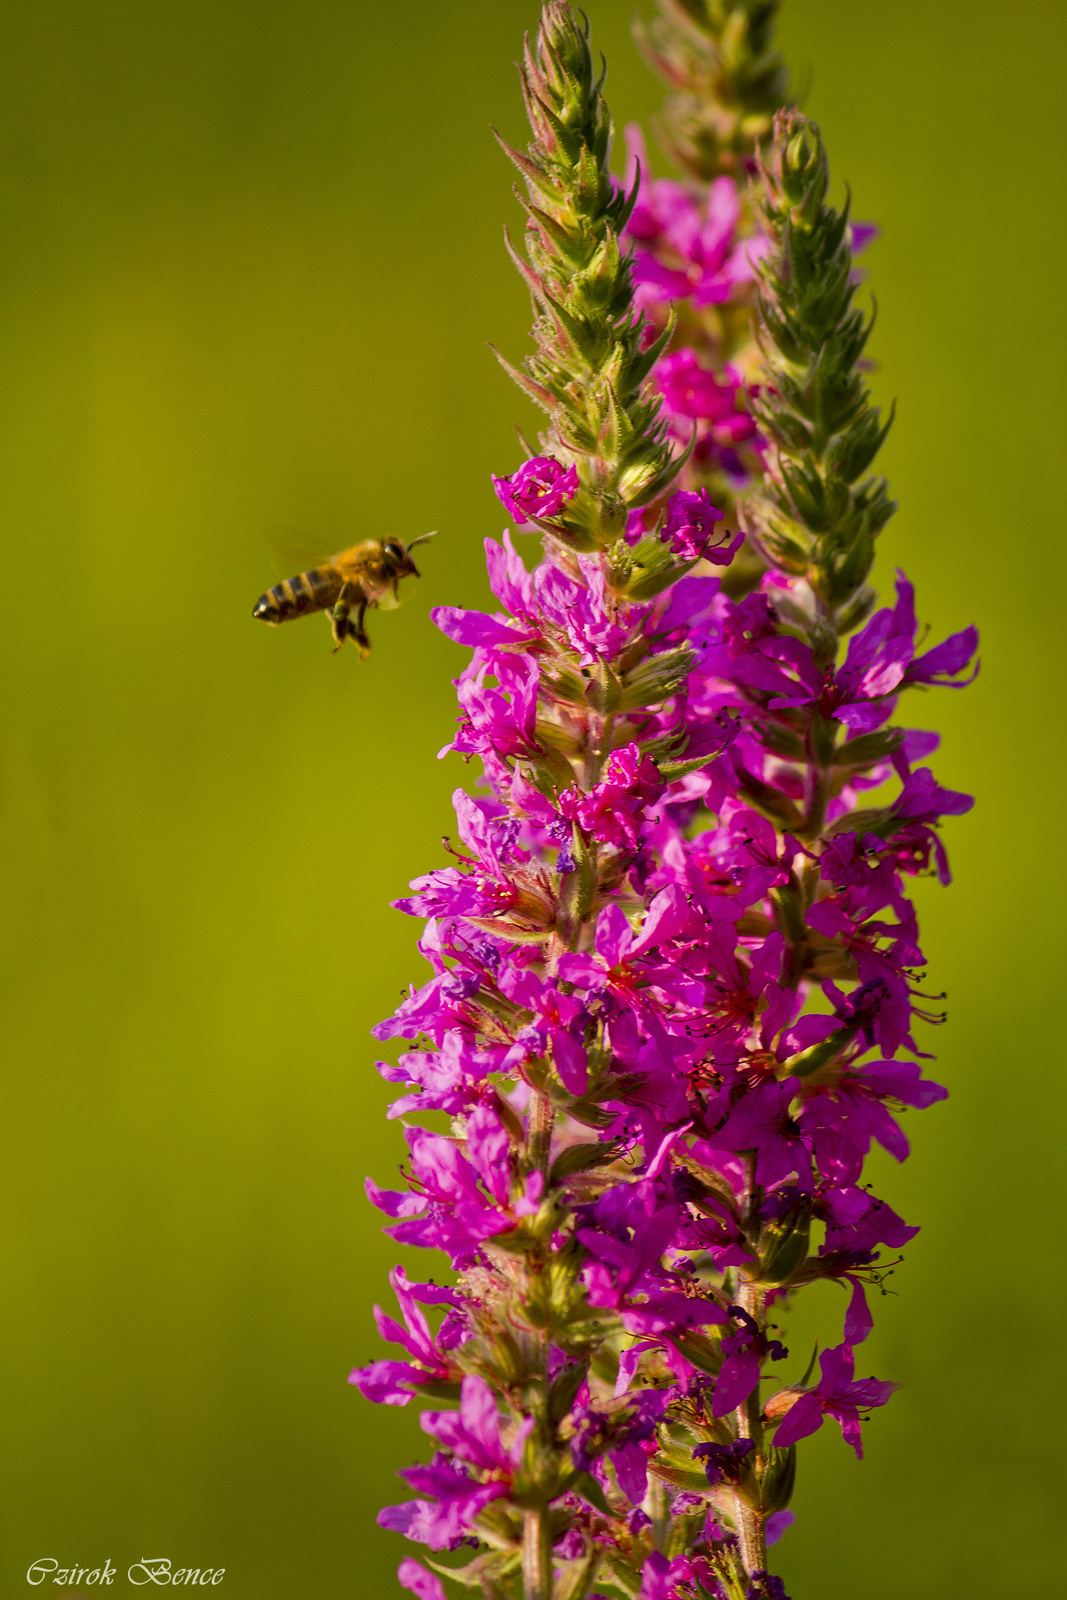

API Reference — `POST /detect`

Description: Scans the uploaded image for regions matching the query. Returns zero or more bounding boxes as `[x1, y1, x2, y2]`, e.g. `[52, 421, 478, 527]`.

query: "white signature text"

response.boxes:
[27, 1559, 225, 1587]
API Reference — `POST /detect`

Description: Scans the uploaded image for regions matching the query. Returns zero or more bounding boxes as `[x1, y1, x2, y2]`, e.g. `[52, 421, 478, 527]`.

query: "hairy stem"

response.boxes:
[522, 1506, 554, 1600]
[733, 1272, 767, 1577]
[527, 1089, 556, 1178]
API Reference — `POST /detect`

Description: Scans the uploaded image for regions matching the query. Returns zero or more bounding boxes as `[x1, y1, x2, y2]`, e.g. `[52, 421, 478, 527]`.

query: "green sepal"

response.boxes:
[548, 1358, 590, 1425]
[542, 665, 596, 706]
[768, 883, 805, 945]
[492, 127, 559, 203]
[583, 657, 622, 714]
[624, 425, 696, 506]
[490, 343, 557, 414]
[426, 1553, 501, 1589]
[617, 551, 702, 603]
[657, 751, 722, 780]
[830, 726, 905, 767]
[563, 1097, 618, 1130]
[835, 583, 877, 635]
[413, 1380, 462, 1402]
[757, 1201, 811, 1283]
[665, 1327, 724, 1377]
[735, 768, 804, 830]
[781, 1024, 857, 1077]
[754, 721, 807, 762]
[759, 1445, 797, 1513]
[470, 1498, 525, 1551]
[617, 645, 696, 711]
[624, 307, 676, 389]
[572, 1471, 612, 1515]
[558, 822, 598, 928]
[647, 1456, 712, 1494]
[550, 1140, 623, 1183]
[464, 917, 550, 947]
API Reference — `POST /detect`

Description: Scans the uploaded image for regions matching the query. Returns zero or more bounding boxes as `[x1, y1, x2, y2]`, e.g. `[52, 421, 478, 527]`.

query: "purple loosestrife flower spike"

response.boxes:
[744, 110, 896, 626]
[354, 9, 975, 1599]
[621, 2, 790, 580]
[492, 1, 682, 554]
[633, 1, 789, 184]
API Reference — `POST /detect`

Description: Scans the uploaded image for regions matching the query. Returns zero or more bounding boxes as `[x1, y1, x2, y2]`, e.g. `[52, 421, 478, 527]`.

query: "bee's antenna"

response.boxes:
[407, 529, 440, 551]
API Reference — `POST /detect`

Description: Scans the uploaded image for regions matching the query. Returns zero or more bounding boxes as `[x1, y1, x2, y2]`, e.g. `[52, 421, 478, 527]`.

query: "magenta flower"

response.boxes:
[638, 1549, 716, 1600]
[712, 1078, 816, 1193]
[397, 1558, 448, 1600]
[712, 1308, 788, 1416]
[655, 349, 756, 435]
[707, 572, 978, 735]
[498, 965, 589, 1094]
[799, 1057, 948, 1185]
[492, 455, 579, 524]
[693, 1437, 753, 1484]
[765, 1510, 796, 1548]
[444, 650, 542, 766]
[347, 1266, 460, 1405]
[367, 1112, 542, 1267]
[771, 1343, 898, 1458]
[431, 605, 540, 653]
[577, 1177, 681, 1305]
[379, 1375, 530, 1549]
[557, 743, 665, 851]
[421, 1373, 530, 1472]
[623, 125, 768, 310]
[661, 488, 743, 565]
[571, 1386, 673, 1506]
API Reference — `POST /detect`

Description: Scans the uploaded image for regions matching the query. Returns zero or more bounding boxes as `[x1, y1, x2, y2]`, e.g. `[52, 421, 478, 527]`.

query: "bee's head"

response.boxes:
[384, 530, 437, 580]
[381, 538, 418, 578]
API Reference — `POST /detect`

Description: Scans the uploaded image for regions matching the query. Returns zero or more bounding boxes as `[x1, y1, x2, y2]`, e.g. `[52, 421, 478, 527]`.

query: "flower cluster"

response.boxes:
[619, 1, 878, 597]
[622, 122, 767, 504]
[350, 9, 973, 1600]
[616, 0, 792, 570]
[621, 126, 877, 515]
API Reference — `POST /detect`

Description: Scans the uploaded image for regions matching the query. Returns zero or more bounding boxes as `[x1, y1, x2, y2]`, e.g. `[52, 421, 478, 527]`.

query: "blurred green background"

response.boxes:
[0, 1, 1062, 1595]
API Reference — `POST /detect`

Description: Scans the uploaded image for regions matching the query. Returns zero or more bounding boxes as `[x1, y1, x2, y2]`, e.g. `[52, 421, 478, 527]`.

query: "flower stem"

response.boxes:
[527, 1089, 555, 1178]
[522, 1505, 555, 1600]
[733, 1273, 768, 1577]
[648, 1471, 670, 1553]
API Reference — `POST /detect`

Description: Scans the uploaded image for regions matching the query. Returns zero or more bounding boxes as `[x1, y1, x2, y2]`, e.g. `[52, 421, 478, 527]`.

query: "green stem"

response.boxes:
[527, 1090, 555, 1179]
[732, 1272, 767, 1578]
[648, 1471, 670, 1553]
[521, 1506, 554, 1600]
[800, 756, 829, 841]
[521, 1098, 554, 1600]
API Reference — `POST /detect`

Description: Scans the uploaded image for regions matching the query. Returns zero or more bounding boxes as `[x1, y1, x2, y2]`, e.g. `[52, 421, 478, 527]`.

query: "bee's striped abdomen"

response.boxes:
[252, 564, 343, 624]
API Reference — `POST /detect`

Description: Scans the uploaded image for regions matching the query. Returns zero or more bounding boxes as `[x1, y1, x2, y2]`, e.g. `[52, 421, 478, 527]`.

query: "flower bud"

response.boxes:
[763, 1387, 808, 1425]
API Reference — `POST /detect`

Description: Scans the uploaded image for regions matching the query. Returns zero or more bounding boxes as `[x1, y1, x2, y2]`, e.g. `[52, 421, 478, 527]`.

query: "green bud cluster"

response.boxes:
[496, 0, 682, 550]
[634, 0, 789, 182]
[745, 109, 896, 632]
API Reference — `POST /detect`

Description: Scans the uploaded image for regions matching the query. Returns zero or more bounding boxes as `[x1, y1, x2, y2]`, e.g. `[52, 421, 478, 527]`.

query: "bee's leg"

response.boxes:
[347, 597, 371, 659]
[329, 583, 355, 653]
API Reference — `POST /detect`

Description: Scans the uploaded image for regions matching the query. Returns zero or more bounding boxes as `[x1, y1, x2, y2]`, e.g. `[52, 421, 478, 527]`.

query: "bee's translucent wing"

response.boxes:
[377, 587, 403, 611]
[260, 523, 336, 579]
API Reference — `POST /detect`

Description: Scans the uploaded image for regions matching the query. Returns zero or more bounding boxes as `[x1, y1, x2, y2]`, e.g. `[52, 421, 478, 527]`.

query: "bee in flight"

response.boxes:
[252, 532, 436, 656]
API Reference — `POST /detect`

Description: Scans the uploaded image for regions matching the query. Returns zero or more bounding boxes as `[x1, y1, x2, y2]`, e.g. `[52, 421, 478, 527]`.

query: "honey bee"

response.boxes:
[252, 532, 436, 655]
